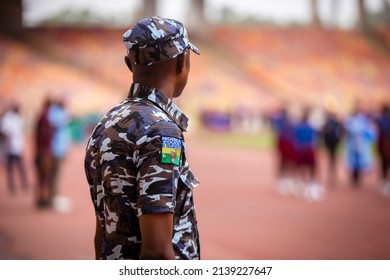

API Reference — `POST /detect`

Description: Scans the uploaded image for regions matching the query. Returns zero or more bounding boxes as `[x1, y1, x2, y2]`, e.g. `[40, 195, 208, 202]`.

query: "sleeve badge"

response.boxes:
[161, 136, 182, 166]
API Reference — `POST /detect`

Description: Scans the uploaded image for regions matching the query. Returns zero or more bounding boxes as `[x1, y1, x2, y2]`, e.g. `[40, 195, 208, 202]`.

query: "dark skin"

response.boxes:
[94, 49, 191, 260]
[125, 50, 190, 99]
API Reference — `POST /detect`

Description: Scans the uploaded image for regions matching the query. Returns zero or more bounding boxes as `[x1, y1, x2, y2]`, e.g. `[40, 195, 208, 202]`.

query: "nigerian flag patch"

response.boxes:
[161, 136, 182, 166]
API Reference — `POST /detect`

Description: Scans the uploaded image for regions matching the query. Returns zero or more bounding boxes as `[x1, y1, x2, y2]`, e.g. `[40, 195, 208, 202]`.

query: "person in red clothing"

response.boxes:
[269, 107, 297, 195]
[376, 104, 390, 197]
[34, 98, 54, 208]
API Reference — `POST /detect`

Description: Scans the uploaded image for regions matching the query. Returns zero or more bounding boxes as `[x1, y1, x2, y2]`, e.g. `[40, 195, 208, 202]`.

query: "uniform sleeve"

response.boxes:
[84, 142, 105, 224]
[135, 122, 183, 217]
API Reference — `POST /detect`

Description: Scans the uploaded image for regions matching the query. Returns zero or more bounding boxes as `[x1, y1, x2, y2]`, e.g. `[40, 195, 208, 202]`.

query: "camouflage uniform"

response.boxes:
[84, 82, 200, 259]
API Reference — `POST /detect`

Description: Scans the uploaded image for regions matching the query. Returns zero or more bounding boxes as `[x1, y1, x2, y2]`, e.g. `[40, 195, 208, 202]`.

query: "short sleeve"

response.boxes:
[135, 122, 183, 217]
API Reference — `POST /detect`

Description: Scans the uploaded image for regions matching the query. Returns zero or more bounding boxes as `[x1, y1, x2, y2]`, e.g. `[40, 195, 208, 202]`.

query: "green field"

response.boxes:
[194, 129, 276, 150]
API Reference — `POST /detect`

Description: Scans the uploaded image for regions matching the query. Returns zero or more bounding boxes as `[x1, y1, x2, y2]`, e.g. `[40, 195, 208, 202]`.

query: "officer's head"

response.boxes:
[123, 16, 200, 98]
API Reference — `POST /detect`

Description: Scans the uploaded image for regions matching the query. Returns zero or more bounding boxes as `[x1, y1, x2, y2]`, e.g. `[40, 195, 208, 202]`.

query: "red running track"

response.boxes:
[0, 136, 389, 260]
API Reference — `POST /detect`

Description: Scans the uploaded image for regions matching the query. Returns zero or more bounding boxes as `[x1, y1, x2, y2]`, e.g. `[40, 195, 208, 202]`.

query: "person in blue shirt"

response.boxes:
[48, 99, 71, 205]
[344, 106, 376, 187]
[294, 108, 323, 201]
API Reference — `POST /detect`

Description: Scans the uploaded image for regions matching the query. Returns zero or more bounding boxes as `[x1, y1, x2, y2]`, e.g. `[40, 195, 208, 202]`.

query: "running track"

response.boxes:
[0, 136, 389, 260]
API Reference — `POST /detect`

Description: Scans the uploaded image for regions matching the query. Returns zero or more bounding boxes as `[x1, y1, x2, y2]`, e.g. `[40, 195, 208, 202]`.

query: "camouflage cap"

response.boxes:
[123, 16, 200, 66]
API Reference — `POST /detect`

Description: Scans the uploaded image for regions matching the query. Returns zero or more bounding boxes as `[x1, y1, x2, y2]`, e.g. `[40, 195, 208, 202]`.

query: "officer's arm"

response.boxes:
[139, 213, 175, 260]
[94, 216, 104, 259]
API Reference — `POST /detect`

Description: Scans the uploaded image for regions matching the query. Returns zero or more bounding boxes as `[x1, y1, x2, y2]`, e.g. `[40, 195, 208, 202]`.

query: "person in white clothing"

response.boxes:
[0, 104, 28, 194]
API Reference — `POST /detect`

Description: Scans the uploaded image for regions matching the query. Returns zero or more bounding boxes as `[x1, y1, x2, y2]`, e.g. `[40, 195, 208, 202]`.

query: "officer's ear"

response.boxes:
[124, 56, 133, 72]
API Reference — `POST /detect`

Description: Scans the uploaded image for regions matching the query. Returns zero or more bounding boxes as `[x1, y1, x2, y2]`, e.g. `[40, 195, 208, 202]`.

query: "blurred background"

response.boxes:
[0, 0, 390, 260]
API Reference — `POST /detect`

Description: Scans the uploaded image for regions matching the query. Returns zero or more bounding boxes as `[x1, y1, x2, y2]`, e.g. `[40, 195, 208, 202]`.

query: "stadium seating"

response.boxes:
[1, 26, 390, 132]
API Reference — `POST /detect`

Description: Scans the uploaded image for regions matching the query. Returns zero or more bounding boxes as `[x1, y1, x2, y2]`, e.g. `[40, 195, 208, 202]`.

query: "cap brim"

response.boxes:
[189, 42, 200, 55]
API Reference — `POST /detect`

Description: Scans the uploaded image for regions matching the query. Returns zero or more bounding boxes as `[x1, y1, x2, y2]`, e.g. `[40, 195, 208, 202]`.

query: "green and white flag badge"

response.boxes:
[161, 136, 182, 166]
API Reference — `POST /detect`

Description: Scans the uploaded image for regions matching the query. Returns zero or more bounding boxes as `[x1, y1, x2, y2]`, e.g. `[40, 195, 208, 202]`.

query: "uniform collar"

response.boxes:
[128, 83, 189, 132]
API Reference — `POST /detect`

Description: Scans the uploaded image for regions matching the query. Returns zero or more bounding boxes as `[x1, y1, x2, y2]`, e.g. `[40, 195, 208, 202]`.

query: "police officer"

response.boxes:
[84, 16, 201, 260]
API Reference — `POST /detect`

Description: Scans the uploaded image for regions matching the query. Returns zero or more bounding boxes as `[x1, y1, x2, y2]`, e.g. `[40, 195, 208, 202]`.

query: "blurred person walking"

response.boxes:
[344, 106, 377, 187]
[270, 107, 297, 195]
[376, 104, 390, 197]
[85, 16, 201, 260]
[321, 110, 344, 186]
[0, 109, 6, 165]
[294, 108, 324, 201]
[48, 99, 71, 207]
[0, 104, 28, 194]
[34, 98, 54, 208]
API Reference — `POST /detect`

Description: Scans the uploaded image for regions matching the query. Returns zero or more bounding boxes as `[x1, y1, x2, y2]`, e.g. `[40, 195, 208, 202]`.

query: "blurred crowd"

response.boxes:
[0, 94, 103, 213]
[0, 97, 74, 211]
[1, 96, 390, 208]
[269, 102, 390, 202]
